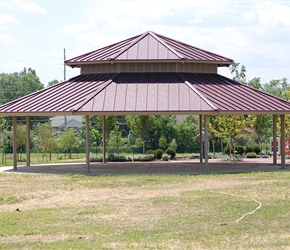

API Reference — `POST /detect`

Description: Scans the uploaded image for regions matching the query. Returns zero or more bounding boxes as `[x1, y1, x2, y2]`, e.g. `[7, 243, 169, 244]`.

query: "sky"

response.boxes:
[1, 0, 290, 87]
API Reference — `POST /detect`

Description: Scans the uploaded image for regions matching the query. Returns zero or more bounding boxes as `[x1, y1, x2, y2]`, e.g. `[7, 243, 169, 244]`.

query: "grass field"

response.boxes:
[0, 171, 290, 249]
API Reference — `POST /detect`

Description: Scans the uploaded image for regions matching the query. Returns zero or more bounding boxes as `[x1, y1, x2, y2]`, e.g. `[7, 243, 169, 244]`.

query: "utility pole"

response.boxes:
[64, 48, 67, 128]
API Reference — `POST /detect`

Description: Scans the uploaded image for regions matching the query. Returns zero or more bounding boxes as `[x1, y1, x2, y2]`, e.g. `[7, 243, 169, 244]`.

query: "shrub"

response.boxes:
[236, 145, 245, 155]
[224, 145, 244, 155]
[155, 149, 164, 160]
[166, 148, 176, 159]
[245, 145, 261, 154]
[246, 152, 257, 158]
[90, 156, 103, 162]
[133, 154, 155, 162]
[146, 150, 156, 159]
[161, 153, 170, 161]
[107, 154, 127, 162]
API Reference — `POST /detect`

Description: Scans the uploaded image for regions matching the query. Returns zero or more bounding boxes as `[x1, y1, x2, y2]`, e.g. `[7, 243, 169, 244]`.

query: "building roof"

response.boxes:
[1, 73, 290, 116]
[50, 116, 83, 128]
[65, 31, 233, 67]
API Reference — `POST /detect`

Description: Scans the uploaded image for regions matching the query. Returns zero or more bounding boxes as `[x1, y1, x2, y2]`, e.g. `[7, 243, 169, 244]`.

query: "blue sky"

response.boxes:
[1, 0, 290, 87]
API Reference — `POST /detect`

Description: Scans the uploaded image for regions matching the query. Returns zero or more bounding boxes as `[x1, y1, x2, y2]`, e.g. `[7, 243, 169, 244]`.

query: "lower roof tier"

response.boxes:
[0, 73, 290, 116]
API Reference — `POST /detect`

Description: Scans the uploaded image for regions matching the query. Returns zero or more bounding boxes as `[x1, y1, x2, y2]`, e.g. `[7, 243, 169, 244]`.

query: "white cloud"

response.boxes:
[13, 0, 46, 14]
[0, 13, 16, 25]
[0, 33, 12, 43]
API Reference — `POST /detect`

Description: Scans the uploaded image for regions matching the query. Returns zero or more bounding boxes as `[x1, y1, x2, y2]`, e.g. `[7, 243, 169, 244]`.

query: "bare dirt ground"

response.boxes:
[0, 157, 289, 175]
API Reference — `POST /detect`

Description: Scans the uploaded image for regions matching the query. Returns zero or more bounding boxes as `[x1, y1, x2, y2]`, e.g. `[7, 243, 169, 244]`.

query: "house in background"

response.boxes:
[49, 116, 83, 134]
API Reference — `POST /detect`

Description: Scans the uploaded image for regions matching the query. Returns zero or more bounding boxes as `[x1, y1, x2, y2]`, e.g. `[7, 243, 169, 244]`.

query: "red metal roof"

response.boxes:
[1, 73, 290, 116]
[65, 31, 233, 67]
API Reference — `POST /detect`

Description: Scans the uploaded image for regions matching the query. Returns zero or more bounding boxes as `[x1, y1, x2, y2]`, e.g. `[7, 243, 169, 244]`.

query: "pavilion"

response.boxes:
[0, 31, 289, 173]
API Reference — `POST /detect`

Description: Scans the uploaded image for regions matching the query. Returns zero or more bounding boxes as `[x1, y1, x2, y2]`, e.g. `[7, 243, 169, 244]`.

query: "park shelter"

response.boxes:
[0, 30, 289, 173]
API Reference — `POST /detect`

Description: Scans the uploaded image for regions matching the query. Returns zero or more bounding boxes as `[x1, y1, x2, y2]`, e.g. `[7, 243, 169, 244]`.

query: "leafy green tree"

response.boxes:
[209, 115, 247, 158]
[58, 128, 77, 159]
[262, 78, 289, 99]
[248, 77, 262, 90]
[126, 115, 154, 154]
[16, 124, 26, 160]
[109, 125, 123, 155]
[169, 138, 178, 151]
[175, 116, 199, 152]
[33, 123, 56, 161]
[230, 61, 246, 84]
[0, 118, 11, 163]
[252, 115, 272, 148]
[0, 68, 48, 126]
[47, 79, 59, 87]
[158, 135, 167, 150]
[151, 116, 176, 149]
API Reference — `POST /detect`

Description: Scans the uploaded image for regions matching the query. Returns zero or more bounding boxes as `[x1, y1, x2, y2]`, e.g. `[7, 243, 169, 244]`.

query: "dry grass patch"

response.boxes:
[0, 171, 290, 249]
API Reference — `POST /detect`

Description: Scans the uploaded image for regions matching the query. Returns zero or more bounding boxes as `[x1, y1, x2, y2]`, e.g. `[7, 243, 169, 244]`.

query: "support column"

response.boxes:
[281, 114, 286, 169]
[85, 115, 90, 174]
[102, 115, 106, 163]
[199, 115, 203, 163]
[204, 115, 209, 173]
[273, 115, 277, 165]
[26, 116, 30, 166]
[12, 116, 17, 170]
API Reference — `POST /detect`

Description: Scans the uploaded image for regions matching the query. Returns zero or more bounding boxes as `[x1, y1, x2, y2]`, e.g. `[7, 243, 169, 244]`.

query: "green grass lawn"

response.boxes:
[0, 171, 290, 249]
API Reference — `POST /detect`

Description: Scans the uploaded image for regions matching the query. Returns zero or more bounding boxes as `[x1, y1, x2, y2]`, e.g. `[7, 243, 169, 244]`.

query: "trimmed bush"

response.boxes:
[245, 145, 261, 154]
[236, 145, 245, 155]
[107, 154, 127, 162]
[246, 152, 257, 158]
[166, 148, 176, 159]
[90, 156, 103, 162]
[161, 153, 170, 161]
[155, 149, 164, 160]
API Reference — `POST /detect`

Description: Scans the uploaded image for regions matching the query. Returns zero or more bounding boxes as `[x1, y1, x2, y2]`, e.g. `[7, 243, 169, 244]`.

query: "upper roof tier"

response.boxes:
[65, 31, 233, 68]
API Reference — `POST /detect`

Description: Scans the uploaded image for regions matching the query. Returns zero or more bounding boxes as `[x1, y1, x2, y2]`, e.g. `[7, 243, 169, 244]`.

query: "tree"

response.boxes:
[16, 124, 26, 160]
[248, 77, 262, 90]
[0, 68, 48, 126]
[126, 115, 154, 154]
[59, 128, 77, 159]
[252, 115, 272, 148]
[175, 116, 199, 152]
[230, 61, 246, 84]
[169, 138, 178, 151]
[158, 135, 167, 150]
[151, 116, 176, 149]
[33, 123, 56, 161]
[109, 125, 123, 155]
[209, 115, 247, 158]
[0, 118, 11, 163]
[262, 78, 290, 99]
[47, 79, 59, 87]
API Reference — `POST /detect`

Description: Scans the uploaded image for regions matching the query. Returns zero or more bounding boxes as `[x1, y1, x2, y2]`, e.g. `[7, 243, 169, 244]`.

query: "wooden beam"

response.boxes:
[102, 115, 106, 163]
[281, 114, 286, 169]
[199, 115, 203, 163]
[26, 116, 30, 166]
[85, 115, 90, 174]
[204, 115, 209, 173]
[12, 116, 17, 170]
[273, 115, 277, 165]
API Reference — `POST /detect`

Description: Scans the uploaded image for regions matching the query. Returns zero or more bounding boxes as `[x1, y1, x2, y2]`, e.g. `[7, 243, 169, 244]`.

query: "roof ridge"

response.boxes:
[149, 31, 186, 59]
[71, 74, 118, 112]
[177, 73, 219, 111]
[108, 31, 150, 60]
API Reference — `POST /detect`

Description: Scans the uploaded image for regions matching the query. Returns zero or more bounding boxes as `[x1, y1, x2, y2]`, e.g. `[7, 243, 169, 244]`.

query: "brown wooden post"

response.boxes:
[204, 115, 209, 173]
[273, 115, 277, 165]
[199, 115, 203, 163]
[102, 115, 106, 163]
[12, 116, 17, 170]
[85, 115, 90, 174]
[26, 116, 30, 166]
[281, 114, 286, 169]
